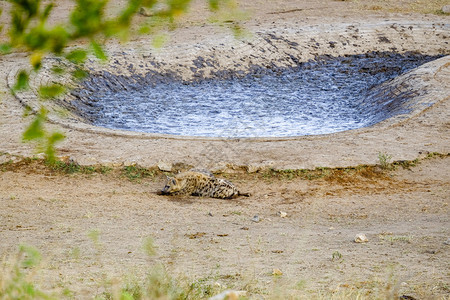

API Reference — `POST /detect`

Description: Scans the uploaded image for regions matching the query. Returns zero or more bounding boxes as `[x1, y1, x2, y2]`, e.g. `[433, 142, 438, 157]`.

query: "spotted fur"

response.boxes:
[159, 171, 249, 199]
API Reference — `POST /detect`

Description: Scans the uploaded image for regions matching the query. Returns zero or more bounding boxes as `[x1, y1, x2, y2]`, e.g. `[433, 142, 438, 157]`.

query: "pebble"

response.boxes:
[251, 215, 260, 223]
[139, 7, 153, 16]
[157, 160, 173, 172]
[247, 164, 261, 173]
[354, 233, 369, 243]
[208, 290, 246, 300]
[272, 268, 283, 276]
[277, 211, 287, 218]
[442, 5, 450, 13]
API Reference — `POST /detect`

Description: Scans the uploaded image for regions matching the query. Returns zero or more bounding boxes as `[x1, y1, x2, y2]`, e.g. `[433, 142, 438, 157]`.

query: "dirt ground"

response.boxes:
[0, 0, 449, 299]
[0, 155, 449, 298]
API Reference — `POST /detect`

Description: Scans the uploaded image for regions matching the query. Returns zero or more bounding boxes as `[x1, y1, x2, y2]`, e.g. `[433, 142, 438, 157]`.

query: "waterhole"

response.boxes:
[85, 52, 441, 137]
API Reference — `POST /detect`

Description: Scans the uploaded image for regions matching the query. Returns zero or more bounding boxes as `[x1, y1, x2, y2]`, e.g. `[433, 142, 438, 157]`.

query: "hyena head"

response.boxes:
[161, 176, 181, 194]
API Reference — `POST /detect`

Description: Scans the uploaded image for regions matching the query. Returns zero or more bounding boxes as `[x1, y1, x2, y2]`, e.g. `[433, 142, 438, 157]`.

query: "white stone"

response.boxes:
[277, 211, 288, 218]
[157, 160, 173, 172]
[251, 215, 260, 223]
[209, 290, 247, 300]
[354, 233, 369, 243]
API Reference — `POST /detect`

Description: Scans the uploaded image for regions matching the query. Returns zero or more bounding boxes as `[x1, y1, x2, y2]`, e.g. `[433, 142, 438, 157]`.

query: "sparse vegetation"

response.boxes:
[0, 243, 226, 300]
[122, 164, 157, 181]
[0, 245, 53, 299]
[378, 152, 392, 170]
[379, 234, 413, 244]
[331, 251, 343, 262]
[2, 244, 432, 299]
[1, 152, 449, 182]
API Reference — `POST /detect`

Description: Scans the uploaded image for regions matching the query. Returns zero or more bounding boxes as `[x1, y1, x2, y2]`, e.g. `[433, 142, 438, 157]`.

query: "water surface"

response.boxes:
[90, 53, 439, 137]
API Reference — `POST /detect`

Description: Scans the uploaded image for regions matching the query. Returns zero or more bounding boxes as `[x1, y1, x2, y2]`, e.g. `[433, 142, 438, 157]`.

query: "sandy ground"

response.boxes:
[0, 0, 449, 299]
[0, 155, 449, 298]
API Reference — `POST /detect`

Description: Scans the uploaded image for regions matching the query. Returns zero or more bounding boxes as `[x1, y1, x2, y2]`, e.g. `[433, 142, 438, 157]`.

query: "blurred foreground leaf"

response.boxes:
[22, 107, 47, 141]
[13, 70, 29, 91]
[22, 107, 65, 163]
[5, 0, 243, 165]
[30, 52, 43, 70]
[151, 33, 167, 48]
[90, 39, 107, 60]
[45, 131, 65, 163]
[65, 49, 87, 64]
[72, 67, 89, 80]
[19, 244, 42, 268]
[38, 84, 66, 99]
[0, 43, 12, 54]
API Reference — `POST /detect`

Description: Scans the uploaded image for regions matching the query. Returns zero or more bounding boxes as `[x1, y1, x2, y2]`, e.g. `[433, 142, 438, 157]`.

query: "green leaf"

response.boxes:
[166, 0, 191, 15]
[209, 0, 220, 11]
[23, 109, 46, 141]
[142, 0, 158, 8]
[70, 0, 107, 38]
[38, 84, 66, 99]
[24, 25, 50, 50]
[51, 66, 65, 74]
[41, 3, 54, 22]
[0, 43, 12, 54]
[151, 33, 167, 48]
[65, 49, 87, 64]
[14, 70, 29, 91]
[72, 68, 88, 80]
[30, 52, 43, 70]
[48, 26, 69, 54]
[45, 131, 65, 163]
[49, 131, 65, 143]
[120, 292, 134, 300]
[90, 40, 107, 60]
[138, 24, 151, 34]
[11, 10, 27, 38]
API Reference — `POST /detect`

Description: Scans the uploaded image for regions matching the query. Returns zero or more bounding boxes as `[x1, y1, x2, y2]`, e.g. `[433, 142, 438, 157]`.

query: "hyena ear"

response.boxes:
[165, 175, 176, 184]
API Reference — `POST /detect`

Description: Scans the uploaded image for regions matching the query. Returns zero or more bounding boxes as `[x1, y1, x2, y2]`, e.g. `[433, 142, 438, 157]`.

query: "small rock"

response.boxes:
[247, 164, 261, 173]
[354, 233, 368, 243]
[272, 268, 283, 276]
[208, 212, 213, 217]
[139, 7, 153, 16]
[209, 162, 229, 173]
[251, 215, 260, 223]
[442, 5, 450, 13]
[277, 211, 287, 218]
[443, 238, 450, 245]
[157, 160, 173, 172]
[209, 290, 246, 300]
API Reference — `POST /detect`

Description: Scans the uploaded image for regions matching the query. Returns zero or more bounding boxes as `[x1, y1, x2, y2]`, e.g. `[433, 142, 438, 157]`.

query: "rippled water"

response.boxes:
[90, 53, 439, 137]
